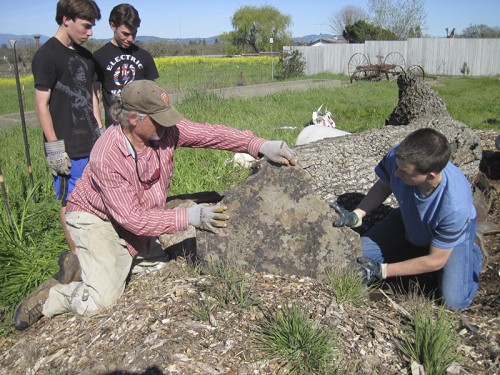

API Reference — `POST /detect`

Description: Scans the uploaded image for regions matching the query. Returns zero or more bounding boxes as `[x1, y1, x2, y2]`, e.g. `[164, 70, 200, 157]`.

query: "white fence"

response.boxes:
[288, 38, 500, 77]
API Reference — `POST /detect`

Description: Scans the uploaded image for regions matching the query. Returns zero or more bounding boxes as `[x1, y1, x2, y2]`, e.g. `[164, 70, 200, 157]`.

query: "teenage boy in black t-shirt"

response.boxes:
[32, 0, 104, 259]
[93, 3, 159, 127]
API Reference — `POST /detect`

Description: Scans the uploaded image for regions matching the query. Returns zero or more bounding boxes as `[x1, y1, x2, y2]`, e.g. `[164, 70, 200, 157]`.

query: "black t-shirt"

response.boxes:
[32, 37, 99, 158]
[93, 42, 159, 126]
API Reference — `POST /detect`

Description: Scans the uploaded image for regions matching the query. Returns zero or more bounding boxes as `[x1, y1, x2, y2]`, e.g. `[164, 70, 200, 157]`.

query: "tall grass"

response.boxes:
[0, 76, 35, 114]
[401, 302, 459, 374]
[254, 304, 338, 374]
[324, 265, 369, 307]
[155, 56, 275, 93]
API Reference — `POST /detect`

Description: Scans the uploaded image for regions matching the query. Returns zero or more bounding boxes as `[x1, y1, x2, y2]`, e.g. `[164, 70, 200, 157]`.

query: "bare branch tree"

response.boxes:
[368, 0, 427, 39]
[329, 5, 369, 35]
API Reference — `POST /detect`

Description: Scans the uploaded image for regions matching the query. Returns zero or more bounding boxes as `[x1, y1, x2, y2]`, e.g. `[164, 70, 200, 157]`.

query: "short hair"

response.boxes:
[394, 128, 451, 174]
[56, 0, 101, 25]
[109, 3, 141, 31]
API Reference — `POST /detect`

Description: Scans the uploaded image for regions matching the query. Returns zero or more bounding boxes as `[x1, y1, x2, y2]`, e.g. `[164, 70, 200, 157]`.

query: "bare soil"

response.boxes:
[0, 130, 498, 375]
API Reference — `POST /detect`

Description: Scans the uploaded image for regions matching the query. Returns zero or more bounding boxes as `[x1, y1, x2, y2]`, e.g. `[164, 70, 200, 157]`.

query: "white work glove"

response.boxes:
[44, 140, 71, 176]
[259, 141, 296, 165]
[187, 203, 228, 234]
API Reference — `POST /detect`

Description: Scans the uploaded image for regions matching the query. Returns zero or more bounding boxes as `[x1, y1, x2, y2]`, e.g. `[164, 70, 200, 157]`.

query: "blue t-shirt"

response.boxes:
[375, 146, 476, 249]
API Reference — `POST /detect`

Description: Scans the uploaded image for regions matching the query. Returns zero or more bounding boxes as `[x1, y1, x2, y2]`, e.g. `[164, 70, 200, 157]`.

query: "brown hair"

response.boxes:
[109, 3, 141, 31]
[395, 128, 451, 174]
[55, 0, 101, 25]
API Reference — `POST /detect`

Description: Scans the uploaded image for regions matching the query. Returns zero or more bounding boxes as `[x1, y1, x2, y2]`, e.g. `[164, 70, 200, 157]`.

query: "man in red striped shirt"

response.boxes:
[14, 80, 296, 329]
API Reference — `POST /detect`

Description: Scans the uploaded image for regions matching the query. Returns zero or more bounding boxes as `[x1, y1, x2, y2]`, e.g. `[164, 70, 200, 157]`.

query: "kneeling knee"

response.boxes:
[441, 293, 471, 310]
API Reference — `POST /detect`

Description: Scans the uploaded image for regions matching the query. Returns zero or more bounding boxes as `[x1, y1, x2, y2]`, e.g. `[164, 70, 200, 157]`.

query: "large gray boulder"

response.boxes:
[193, 163, 361, 279]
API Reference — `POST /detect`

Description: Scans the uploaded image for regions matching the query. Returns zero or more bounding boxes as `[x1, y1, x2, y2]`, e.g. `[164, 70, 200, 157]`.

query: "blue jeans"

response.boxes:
[361, 209, 482, 309]
[52, 157, 89, 204]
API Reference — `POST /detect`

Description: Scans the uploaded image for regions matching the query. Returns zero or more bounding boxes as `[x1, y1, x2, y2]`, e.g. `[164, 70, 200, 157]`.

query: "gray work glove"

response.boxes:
[331, 203, 362, 228]
[259, 141, 295, 165]
[44, 140, 71, 176]
[357, 256, 387, 286]
[187, 203, 228, 234]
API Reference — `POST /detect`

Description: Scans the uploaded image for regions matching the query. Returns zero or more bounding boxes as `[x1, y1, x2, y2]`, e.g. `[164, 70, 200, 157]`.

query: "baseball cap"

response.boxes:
[121, 80, 183, 127]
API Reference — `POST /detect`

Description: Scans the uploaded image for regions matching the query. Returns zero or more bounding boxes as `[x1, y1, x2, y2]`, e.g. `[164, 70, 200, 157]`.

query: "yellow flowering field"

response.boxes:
[0, 55, 277, 114]
[154, 55, 275, 93]
[0, 75, 35, 114]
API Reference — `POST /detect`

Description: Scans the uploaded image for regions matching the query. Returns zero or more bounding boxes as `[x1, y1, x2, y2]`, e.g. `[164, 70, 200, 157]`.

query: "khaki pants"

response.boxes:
[43, 211, 168, 317]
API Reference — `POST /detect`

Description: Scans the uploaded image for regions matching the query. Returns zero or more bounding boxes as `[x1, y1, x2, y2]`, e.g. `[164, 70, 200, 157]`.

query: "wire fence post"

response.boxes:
[270, 34, 274, 81]
[9, 39, 35, 191]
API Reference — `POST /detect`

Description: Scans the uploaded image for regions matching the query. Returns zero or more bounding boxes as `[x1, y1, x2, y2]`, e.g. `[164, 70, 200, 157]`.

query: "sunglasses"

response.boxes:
[131, 143, 161, 189]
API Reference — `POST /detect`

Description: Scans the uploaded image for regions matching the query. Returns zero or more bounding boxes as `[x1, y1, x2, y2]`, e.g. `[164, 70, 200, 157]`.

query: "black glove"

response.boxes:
[357, 256, 387, 285]
[330, 203, 362, 228]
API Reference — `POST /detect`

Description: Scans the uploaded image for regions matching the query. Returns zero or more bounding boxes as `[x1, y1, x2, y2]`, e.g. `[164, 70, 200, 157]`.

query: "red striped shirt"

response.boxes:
[66, 119, 266, 256]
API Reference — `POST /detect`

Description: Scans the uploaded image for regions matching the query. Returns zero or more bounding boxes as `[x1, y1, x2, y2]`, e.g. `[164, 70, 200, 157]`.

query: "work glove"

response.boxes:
[44, 140, 71, 176]
[187, 203, 228, 234]
[259, 141, 296, 165]
[330, 203, 362, 228]
[357, 256, 387, 286]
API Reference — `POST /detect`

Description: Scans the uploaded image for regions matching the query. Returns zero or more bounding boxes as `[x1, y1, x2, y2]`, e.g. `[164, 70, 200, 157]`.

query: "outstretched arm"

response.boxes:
[387, 245, 452, 277]
[356, 179, 392, 219]
[333, 179, 392, 228]
[358, 245, 451, 285]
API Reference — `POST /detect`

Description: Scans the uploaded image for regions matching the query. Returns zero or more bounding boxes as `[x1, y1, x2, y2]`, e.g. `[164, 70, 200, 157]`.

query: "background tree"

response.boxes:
[343, 20, 398, 43]
[368, 0, 427, 40]
[329, 5, 369, 35]
[462, 24, 500, 38]
[221, 5, 292, 54]
[82, 39, 104, 53]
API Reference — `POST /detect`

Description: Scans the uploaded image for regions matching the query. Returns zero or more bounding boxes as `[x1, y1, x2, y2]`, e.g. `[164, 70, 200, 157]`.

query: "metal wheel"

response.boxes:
[388, 64, 404, 80]
[384, 52, 405, 70]
[348, 53, 370, 82]
[407, 65, 425, 79]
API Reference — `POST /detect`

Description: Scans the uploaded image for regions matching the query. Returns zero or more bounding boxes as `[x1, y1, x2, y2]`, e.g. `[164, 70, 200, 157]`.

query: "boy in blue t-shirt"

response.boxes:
[332, 128, 482, 309]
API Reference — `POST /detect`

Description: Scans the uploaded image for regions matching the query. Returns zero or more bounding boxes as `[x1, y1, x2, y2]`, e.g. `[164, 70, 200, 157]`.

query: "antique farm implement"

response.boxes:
[348, 52, 424, 83]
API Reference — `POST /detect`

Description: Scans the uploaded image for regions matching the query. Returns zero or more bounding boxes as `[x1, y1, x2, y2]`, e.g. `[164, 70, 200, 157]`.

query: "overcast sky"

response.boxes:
[2, 0, 499, 39]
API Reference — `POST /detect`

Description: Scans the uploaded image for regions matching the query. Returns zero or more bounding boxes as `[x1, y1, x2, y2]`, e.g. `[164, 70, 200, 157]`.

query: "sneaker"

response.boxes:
[13, 278, 59, 330]
[55, 250, 82, 284]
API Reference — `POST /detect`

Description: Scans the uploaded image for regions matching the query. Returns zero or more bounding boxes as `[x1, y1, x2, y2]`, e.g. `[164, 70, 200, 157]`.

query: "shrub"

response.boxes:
[276, 50, 305, 80]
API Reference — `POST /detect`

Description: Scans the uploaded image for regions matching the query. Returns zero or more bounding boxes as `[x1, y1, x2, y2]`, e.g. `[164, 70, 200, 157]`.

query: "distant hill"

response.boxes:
[0, 33, 339, 46]
[293, 34, 339, 44]
[0, 34, 49, 46]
